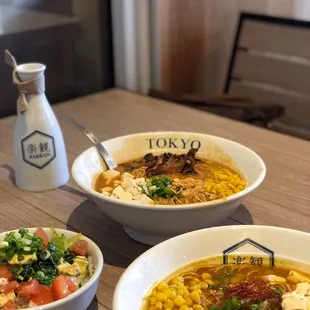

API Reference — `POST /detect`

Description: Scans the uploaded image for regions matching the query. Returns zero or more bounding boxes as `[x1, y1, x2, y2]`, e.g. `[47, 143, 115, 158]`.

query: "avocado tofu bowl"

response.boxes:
[0, 227, 104, 310]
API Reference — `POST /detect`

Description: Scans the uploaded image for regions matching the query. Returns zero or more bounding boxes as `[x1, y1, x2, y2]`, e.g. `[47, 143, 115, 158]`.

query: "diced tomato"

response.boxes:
[18, 279, 40, 296]
[0, 281, 19, 294]
[52, 275, 77, 300]
[71, 240, 88, 256]
[30, 284, 54, 306]
[34, 227, 49, 246]
[2, 300, 17, 309]
[0, 265, 14, 280]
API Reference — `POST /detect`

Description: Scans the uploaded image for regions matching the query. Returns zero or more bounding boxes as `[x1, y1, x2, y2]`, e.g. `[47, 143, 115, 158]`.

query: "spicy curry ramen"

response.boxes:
[94, 149, 246, 205]
[141, 258, 310, 310]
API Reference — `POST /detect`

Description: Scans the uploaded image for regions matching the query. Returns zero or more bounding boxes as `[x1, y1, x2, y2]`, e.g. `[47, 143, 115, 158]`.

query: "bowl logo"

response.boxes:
[223, 238, 275, 266]
[146, 137, 201, 149]
[21, 130, 56, 169]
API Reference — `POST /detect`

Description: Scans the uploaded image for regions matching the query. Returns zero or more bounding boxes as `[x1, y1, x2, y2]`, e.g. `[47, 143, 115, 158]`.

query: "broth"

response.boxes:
[141, 259, 310, 309]
[94, 149, 246, 205]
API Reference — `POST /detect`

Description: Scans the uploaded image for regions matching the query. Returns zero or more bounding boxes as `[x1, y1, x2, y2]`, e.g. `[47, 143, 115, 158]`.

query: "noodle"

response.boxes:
[94, 154, 246, 205]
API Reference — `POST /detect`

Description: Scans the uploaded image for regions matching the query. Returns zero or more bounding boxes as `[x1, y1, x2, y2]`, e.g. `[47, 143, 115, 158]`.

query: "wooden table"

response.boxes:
[0, 89, 310, 309]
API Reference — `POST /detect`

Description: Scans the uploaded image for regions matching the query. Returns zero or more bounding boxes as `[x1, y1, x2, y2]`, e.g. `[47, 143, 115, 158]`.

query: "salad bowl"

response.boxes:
[0, 227, 104, 310]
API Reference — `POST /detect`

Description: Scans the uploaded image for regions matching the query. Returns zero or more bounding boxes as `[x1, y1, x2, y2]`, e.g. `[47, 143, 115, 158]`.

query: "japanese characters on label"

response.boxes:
[233, 255, 263, 265]
[21, 131, 56, 169]
[26, 142, 51, 159]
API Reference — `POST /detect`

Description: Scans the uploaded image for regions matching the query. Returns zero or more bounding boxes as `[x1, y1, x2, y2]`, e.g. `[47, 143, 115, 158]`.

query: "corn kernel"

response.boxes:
[154, 301, 162, 310]
[190, 291, 201, 304]
[189, 280, 196, 286]
[150, 297, 157, 305]
[164, 299, 174, 308]
[168, 290, 177, 299]
[199, 282, 207, 289]
[228, 183, 235, 189]
[194, 278, 200, 283]
[171, 277, 183, 284]
[218, 174, 229, 181]
[156, 292, 167, 302]
[189, 285, 200, 292]
[173, 295, 186, 307]
[185, 297, 193, 307]
[149, 306, 154, 310]
[180, 306, 189, 310]
[157, 284, 169, 292]
[193, 305, 203, 310]
[183, 287, 190, 297]
[213, 184, 221, 191]
[201, 273, 211, 280]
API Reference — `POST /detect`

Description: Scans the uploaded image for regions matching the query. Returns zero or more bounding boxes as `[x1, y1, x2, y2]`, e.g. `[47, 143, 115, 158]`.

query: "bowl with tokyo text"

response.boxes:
[72, 132, 266, 245]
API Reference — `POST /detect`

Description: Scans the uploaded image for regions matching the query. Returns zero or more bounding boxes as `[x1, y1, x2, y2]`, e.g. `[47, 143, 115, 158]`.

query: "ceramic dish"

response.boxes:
[0, 228, 104, 310]
[113, 225, 310, 310]
[72, 132, 266, 245]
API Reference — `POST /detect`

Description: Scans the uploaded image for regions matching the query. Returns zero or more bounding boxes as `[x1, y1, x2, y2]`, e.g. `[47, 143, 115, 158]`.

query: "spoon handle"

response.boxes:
[68, 117, 118, 170]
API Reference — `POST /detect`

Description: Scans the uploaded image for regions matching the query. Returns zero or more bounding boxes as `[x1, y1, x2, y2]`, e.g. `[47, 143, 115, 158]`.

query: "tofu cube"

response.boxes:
[122, 178, 136, 189]
[296, 283, 310, 296]
[135, 178, 146, 186]
[126, 186, 142, 196]
[121, 172, 134, 181]
[134, 194, 154, 205]
[118, 191, 134, 201]
[112, 186, 125, 198]
[102, 170, 120, 179]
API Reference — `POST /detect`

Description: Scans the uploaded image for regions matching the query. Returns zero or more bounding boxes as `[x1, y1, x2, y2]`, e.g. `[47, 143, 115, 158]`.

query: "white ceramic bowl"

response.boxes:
[113, 225, 310, 310]
[72, 132, 266, 245]
[0, 228, 104, 310]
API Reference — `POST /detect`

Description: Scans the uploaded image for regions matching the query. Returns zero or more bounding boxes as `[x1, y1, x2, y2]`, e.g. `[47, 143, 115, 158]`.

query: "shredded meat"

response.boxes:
[225, 279, 282, 306]
[145, 149, 199, 177]
[118, 149, 199, 177]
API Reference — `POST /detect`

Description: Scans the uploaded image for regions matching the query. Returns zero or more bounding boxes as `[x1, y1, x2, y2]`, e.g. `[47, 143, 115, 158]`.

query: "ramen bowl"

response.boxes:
[72, 132, 265, 245]
[113, 225, 310, 310]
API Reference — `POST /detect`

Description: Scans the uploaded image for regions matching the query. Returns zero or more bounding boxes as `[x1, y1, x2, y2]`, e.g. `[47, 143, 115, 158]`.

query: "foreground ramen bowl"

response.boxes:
[72, 132, 265, 245]
[113, 225, 310, 309]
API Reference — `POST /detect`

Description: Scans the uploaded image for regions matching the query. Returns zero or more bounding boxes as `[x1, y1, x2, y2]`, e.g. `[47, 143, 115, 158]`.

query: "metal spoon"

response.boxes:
[68, 117, 118, 170]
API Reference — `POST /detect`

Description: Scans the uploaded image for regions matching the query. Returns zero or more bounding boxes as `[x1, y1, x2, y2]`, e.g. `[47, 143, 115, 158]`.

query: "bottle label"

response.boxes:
[21, 130, 56, 169]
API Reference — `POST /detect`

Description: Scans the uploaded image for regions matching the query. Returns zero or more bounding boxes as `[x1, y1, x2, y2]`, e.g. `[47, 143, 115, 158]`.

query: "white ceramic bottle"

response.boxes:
[13, 63, 69, 191]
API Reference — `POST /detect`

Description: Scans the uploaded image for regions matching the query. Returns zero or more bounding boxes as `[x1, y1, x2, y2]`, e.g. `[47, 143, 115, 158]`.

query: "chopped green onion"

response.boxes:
[36, 271, 44, 277]
[23, 246, 31, 252]
[40, 250, 51, 261]
[24, 238, 32, 245]
[14, 232, 21, 240]
[0, 241, 9, 249]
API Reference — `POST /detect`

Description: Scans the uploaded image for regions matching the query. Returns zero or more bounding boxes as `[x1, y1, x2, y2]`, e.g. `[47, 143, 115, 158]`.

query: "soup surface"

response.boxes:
[94, 149, 246, 205]
[142, 260, 310, 310]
